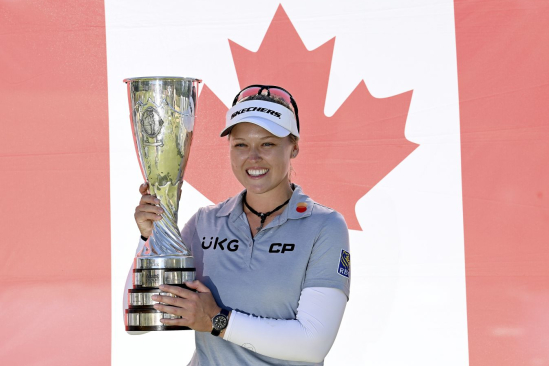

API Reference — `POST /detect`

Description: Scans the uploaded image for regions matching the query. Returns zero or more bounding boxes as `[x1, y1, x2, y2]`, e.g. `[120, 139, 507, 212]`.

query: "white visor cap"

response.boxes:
[221, 100, 299, 138]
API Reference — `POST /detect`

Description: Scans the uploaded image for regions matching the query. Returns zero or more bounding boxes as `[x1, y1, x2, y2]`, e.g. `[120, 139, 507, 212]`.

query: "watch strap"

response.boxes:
[211, 308, 230, 336]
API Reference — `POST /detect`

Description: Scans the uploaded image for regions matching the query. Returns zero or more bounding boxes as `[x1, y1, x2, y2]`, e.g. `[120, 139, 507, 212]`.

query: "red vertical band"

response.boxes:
[0, 1, 111, 365]
[455, 1, 549, 365]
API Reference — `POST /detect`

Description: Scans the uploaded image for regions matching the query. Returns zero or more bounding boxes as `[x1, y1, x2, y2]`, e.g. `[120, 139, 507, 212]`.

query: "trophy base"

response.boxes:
[125, 308, 192, 331]
[128, 284, 193, 307]
[126, 325, 191, 331]
[126, 255, 196, 331]
[133, 255, 195, 288]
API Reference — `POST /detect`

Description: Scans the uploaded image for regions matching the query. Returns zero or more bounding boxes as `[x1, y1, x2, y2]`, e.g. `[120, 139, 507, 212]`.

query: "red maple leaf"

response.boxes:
[185, 5, 417, 230]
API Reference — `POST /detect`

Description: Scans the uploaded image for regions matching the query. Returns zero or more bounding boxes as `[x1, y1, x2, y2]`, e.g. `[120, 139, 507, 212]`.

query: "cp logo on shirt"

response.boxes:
[269, 243, 295, 253]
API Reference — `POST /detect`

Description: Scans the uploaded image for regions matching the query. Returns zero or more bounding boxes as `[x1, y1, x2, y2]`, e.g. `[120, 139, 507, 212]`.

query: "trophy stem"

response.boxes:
[138, 180, 190, 256]
[139, 217, 190, 256]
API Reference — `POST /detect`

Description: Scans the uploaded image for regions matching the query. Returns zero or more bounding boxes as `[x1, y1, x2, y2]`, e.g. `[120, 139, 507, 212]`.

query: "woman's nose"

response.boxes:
[248, 147, 261, 161]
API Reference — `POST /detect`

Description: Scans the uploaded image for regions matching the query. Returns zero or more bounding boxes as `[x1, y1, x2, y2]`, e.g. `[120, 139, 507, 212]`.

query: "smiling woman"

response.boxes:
[133, 85, 351, 366]
[229, 123, 296, 212]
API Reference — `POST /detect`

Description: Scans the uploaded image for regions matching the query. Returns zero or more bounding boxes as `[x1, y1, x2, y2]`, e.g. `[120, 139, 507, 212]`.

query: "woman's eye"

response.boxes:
[263, 142, 274, 147]
[234, 143, 246, 147]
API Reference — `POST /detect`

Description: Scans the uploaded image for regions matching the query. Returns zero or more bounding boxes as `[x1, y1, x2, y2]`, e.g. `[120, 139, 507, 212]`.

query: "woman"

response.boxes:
[134, 85, 350, 365]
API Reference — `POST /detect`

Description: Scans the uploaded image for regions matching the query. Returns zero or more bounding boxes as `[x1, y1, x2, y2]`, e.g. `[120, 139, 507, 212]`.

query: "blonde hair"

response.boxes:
[238, 93, 293, 113]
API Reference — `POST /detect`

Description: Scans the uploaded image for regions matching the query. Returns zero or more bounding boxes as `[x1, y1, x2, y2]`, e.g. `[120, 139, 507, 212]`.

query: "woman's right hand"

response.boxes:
[134, 182, 164, 238]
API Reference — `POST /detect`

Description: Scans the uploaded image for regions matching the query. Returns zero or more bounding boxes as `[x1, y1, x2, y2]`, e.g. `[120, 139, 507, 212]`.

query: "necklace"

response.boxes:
[243, 191, 291, 232]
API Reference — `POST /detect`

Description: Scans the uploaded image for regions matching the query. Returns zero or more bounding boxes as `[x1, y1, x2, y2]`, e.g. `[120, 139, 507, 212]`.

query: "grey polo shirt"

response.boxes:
[181, 184, 350, 366]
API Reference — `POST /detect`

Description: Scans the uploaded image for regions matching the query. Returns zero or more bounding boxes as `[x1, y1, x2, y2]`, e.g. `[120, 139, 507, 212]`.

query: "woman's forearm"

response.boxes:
[223, 287, 347, 363]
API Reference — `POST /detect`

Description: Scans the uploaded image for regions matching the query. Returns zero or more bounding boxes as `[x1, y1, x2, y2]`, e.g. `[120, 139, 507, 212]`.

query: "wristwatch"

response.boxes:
[211, 308, 230, 336]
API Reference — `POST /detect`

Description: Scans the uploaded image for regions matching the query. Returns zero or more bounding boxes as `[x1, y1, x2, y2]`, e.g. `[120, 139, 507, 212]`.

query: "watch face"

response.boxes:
[212, 314, 228, 330]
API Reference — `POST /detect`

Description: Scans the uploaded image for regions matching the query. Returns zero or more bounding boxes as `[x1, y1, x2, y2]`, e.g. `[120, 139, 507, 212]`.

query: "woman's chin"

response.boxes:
[244, 183, 270, 195]
[243, 179, 292, 197]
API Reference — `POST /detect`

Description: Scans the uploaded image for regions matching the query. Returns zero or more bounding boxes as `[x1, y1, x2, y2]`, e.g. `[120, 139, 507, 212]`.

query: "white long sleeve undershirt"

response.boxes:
[222, 287, 347, 363]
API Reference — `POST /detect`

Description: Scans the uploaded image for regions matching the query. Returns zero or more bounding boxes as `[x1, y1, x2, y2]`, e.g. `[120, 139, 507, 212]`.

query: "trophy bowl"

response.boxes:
[124, 76, 201, 331]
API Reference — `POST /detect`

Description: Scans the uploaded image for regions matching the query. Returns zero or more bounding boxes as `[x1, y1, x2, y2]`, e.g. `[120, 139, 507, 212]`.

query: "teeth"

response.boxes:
[247, 169, 268, 176]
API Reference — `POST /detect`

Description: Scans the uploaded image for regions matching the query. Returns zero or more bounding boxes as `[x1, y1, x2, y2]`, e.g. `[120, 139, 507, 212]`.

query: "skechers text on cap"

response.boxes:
[221, 100, 300, 138]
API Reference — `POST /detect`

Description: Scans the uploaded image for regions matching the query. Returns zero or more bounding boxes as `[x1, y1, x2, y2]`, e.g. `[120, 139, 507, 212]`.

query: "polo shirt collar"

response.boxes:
[215, 184, 314, 224]
[283, 184, 314, 221]
[216, 190, 245, 221]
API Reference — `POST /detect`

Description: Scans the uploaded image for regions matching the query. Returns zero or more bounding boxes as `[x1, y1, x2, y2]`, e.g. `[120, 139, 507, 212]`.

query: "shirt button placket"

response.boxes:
[233, 213, 254, 268]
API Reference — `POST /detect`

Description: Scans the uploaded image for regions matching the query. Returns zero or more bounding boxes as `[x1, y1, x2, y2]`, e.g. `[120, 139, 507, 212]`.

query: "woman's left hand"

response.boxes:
[152, 280, 221, 332]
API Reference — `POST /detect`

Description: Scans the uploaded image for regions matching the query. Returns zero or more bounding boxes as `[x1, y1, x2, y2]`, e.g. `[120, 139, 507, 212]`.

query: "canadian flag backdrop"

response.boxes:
[1, 0, 547, 365]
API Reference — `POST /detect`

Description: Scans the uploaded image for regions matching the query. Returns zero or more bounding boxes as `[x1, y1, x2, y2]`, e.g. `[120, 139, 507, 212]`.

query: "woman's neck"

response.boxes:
[244, 182, 294, 213]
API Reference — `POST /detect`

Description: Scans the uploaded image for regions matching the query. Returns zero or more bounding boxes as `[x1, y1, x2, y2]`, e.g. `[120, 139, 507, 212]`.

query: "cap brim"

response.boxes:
[220, 116, 291, 138]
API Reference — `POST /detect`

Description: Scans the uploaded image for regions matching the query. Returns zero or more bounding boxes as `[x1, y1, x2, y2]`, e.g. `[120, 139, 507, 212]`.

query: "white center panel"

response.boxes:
[105, 1, 468, 365]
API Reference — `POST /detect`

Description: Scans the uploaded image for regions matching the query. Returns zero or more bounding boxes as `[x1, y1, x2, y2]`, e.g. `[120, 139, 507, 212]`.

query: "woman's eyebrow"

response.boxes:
[231, 136, 276, 140]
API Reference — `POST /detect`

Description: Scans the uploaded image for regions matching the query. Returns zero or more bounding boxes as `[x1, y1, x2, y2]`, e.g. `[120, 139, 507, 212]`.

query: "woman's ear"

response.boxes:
[291, 143, 299, 159]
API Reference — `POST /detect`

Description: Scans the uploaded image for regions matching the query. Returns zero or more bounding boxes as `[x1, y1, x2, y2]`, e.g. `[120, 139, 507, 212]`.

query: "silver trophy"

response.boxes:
[124, 77, 201, 331]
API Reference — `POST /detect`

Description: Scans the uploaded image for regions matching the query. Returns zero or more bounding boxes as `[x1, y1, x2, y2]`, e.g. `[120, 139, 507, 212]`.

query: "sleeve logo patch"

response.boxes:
[337, 249, 350, 278]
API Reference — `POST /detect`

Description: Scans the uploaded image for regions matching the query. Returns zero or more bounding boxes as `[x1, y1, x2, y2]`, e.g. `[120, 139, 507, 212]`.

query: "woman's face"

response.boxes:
[229, 122, 298, 196]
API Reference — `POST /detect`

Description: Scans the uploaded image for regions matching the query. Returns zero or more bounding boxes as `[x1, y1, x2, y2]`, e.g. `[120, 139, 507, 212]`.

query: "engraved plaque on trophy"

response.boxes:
[123, 77, 201, 331]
